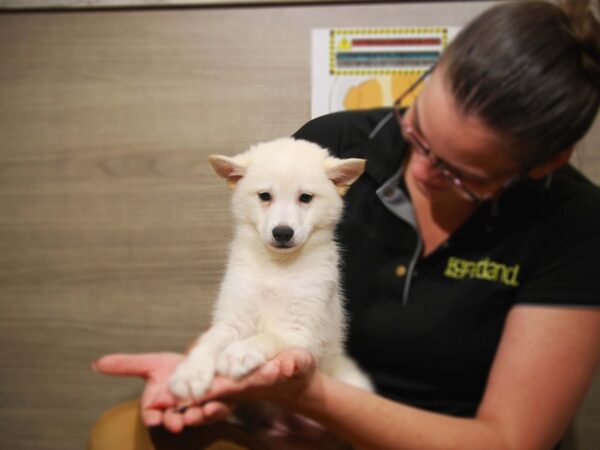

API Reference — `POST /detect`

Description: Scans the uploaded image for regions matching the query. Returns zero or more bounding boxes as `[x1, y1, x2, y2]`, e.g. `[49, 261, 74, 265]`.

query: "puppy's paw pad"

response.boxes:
[217, 341, 267, 379]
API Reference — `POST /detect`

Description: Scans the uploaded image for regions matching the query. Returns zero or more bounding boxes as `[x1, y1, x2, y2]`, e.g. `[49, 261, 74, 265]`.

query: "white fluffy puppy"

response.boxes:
[170, 137, 372, 401]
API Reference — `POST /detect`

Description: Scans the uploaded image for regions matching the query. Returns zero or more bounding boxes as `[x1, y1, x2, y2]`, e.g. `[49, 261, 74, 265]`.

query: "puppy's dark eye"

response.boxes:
[299, 193, 313, 204]
[258, 192, 271, 202]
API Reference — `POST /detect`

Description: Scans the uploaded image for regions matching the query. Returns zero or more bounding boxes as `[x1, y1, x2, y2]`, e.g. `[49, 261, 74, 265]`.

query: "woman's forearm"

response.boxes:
[286, 372, 510, 450]
[278, 307, 600, 450]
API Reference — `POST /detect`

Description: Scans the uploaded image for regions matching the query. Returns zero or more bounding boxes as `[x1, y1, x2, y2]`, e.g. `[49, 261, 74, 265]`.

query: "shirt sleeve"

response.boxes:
[292, 112, 348, 156]
[515, 179, 600, 308]
[293, 109, 393, 158]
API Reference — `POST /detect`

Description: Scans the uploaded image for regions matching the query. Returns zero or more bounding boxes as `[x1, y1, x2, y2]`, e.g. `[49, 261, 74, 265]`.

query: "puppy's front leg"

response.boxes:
[170, 323, 243, 400]
[216, 331, 313, 379]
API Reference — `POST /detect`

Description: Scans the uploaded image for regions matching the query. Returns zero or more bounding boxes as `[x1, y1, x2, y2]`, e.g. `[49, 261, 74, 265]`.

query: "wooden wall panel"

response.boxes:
[0, 2, 598, 449]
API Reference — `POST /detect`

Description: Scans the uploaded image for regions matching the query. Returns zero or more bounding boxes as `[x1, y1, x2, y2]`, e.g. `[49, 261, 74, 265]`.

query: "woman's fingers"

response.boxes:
[141, 407, 164, 427]
[92, 353, 156, 378]
[200, 400, 237, 424]
[163, 408, 186, 433]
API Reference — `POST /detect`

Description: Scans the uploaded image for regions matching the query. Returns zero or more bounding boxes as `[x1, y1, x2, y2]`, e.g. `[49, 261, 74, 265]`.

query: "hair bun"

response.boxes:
[561, 0, 600, 85]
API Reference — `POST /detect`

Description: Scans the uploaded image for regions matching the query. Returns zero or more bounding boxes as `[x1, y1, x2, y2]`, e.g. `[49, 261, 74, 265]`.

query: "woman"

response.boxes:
[92, 1, 600, 449]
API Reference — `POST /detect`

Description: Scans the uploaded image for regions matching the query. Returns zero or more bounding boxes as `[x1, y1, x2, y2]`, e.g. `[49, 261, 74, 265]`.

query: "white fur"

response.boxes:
[170, 137, 372, 400]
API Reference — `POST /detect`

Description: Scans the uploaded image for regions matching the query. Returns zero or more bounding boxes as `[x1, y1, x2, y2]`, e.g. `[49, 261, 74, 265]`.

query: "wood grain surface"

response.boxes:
[0, 2, 598, 449]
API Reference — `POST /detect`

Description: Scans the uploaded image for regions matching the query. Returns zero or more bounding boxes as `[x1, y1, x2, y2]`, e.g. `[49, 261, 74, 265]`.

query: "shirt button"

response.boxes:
[395, 264, 407, 277]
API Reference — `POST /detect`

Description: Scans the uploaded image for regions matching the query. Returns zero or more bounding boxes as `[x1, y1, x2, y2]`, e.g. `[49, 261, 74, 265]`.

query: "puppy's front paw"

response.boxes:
[169, 357, 215, 400]
[217, 340, 267, 379]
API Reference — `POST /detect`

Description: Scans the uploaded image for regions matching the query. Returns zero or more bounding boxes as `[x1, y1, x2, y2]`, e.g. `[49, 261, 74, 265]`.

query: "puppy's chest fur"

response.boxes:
[221, 244, 341, 329]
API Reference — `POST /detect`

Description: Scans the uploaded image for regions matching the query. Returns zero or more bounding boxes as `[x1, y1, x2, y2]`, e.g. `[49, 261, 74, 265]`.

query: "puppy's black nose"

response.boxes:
[272, 226, 294, 243]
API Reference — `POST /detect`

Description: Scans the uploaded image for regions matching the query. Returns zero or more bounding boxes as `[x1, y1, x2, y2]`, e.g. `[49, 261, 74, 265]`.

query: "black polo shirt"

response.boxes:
[293, 108, 600, 417]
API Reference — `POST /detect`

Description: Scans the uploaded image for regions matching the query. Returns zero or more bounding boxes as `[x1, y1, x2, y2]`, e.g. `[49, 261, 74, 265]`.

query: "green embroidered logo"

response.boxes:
[444, 257, 520, 287]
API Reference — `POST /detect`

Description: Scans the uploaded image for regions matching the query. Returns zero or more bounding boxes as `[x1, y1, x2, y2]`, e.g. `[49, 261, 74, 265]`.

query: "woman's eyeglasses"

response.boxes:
[392, 67, 523, 204]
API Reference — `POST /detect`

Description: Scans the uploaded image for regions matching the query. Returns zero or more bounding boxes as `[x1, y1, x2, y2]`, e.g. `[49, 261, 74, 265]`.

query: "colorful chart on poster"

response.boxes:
[311, 27, 460, 118]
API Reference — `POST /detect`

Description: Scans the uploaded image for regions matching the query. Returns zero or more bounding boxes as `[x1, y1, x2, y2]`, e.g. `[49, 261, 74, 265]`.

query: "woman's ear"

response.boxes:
[528, 147, 574, 180]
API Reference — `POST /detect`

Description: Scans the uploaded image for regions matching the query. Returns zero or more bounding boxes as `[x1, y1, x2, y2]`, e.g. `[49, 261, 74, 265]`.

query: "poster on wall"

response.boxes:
[311, 26, 461, 119]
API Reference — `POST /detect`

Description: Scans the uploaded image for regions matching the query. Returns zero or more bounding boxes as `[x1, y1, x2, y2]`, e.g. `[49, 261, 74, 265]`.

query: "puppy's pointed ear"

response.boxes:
[208, 154, 249, 191]
[324, 157, 366, 196]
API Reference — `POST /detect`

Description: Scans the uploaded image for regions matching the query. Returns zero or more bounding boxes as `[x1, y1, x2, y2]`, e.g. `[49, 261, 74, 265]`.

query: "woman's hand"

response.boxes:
[92, 348, 317, 433]
[92, 352, 235, 433]
[200, 347, 318, 407]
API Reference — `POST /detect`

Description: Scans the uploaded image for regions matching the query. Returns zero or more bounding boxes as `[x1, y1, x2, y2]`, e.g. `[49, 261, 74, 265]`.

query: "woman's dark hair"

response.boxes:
[440, 0, 600, 167]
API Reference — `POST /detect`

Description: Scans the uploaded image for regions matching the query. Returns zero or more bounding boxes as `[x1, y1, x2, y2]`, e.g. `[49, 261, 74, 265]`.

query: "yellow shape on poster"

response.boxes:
[344, 79, 383, 110]
[343, 73, 425, 110]
[391, 73, 425, 107]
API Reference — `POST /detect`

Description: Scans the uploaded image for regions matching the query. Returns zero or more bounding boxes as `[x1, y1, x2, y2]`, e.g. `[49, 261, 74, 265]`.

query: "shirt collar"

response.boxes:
[362, 110, 409, 185]
[376, 160, 417, 229]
